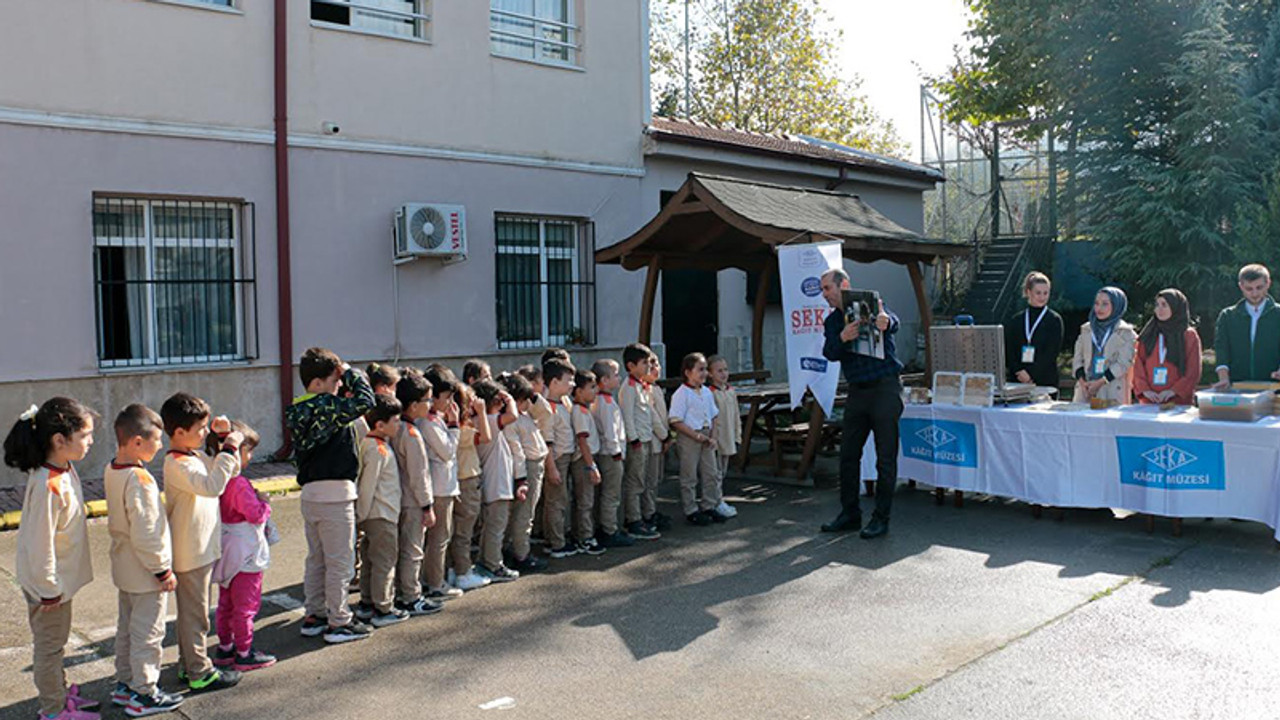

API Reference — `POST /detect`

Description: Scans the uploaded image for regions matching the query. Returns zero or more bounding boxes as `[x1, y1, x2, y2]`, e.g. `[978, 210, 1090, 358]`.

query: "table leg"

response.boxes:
[795, 402, 824, 481]
[953, 490, 964, 508]
[934, 488, 945, 506]
[1144, 515, 1155, 534]
[1171, 518, 1183, 538]
[1031, 504, 1043, 519]
[863, 480, 874, 497]
[736, 399, 763, 472]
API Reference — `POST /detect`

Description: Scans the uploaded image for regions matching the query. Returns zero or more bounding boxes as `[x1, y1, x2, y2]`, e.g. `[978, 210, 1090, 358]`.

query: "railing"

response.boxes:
[490, 7, 580, 65]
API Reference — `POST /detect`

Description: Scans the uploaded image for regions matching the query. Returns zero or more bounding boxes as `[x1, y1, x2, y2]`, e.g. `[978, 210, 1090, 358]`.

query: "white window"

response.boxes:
[490, 0, 579, 67]
[93, 197, 259, 368]
[495, 215, 596, 349]
[312, 0, 430, 40]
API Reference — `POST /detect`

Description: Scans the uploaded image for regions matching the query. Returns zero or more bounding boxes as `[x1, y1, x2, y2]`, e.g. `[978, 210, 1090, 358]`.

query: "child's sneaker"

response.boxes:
[479, 564, 520, 583]
[704, 508, 730, 524]
[352, 602, 376, 621]
[370, 607, 409, 628]
[599, 530, 636, 548]
[232, 647, 277, 672]
[627, 521, 661, 540]
[577, 537, 606, 556]
[300, 614, 328, 637]
[323, 621, 372, 644]
[425, 584, 465, 601]
[687, 511, 713, 527]
[188, 669, 242, 693]
[65, 685, 99, 712]
[395, 596, 444, 616]
[547, 543, 579, 559]
[453, 568, 492, 591]
[111, 682, 134, 707]
[716, 501, 738, 518]
[124, 689, 184, 717]
[211, 645, 236, 667]
[510, 554, 548, 573]
[41, 698, 101, 720]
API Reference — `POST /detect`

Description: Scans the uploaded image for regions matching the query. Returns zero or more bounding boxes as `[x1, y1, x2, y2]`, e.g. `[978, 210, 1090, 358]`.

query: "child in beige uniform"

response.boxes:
[7, 397, 100, 720]
[591, 360, 634, 548]
[501, 372, 550, 573]
[391, 370, 441, 617]
[419, 368, 463, 601]
[707, 356, 741, 519]
[518, 364, 558, 550]
[645, 354, 675, 531]
[450, 384, 492, 591]
[474, 379, 524, 582]
[541, 359, 579, 558]
[620, 344, 661, 540]
[105, 404, 184, 716]
[160, 392, 244, 693]
[570, 370, 605, 555]
[353, 395, 407, 627]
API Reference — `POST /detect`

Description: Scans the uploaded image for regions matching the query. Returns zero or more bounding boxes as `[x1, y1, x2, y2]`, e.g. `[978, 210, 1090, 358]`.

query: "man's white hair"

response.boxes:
[821, 267, 850, 285]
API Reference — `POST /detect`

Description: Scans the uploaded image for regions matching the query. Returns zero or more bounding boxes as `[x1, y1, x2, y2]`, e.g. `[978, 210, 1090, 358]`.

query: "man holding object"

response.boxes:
[819, 268, 903, 540]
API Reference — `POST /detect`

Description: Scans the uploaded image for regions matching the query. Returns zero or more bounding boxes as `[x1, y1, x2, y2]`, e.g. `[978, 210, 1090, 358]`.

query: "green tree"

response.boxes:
[650, 0, 905, 156]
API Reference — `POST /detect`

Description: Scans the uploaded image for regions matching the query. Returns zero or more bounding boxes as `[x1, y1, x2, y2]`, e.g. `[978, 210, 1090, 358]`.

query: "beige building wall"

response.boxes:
[0, 0, 646, 168]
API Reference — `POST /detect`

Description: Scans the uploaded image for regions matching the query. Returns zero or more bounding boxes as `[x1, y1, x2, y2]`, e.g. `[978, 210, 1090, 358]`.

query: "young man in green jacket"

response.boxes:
[1212, 264, 1280, 387]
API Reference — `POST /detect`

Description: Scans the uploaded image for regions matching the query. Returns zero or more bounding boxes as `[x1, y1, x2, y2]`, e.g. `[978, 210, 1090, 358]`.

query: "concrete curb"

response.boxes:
[0, 476, 301, 532]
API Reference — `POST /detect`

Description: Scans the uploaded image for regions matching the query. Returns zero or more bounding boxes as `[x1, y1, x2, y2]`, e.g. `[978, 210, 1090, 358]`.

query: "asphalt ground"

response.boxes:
[2, 478, 1278, 720]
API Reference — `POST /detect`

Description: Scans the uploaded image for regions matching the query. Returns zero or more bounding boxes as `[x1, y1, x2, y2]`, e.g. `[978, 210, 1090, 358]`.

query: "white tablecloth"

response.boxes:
[859, 404, 1280, 539]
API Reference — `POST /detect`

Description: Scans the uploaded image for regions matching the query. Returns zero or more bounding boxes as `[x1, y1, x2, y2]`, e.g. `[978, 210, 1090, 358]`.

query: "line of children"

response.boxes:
[10, 342, 746, 719]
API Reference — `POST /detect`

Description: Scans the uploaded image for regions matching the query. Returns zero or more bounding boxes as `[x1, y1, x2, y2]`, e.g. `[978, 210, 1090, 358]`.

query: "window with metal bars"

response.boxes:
[92, 196, 259, 369]
[490, 0, 579, 66]
[312, 0, 430, 40]
[495, 215, 595, 349]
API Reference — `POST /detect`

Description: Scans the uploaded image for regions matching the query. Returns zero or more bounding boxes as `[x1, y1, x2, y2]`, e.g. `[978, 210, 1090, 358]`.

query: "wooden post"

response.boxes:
[638, 254, 662, 345]
[751, 261, 772, 371]
[907, 261, 933, 379]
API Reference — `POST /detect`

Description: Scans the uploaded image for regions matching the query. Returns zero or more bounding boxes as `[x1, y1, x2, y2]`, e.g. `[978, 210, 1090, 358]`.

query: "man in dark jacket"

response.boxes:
[1212, 264, 1280, 388]
[819, 268, 903, 540]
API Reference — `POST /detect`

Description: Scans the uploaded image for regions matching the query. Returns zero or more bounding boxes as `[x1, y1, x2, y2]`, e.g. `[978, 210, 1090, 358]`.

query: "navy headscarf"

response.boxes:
[1089, 286, 1128, 350]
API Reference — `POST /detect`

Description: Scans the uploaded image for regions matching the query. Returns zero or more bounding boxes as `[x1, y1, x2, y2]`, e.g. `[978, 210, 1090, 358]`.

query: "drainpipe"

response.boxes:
[272, 0, 295, 461]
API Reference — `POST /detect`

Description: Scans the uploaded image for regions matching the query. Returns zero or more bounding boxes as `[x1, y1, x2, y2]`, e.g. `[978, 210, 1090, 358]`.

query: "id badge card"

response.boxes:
[1152, 367, 1169, 386]
[1021, 345, 1036, 364]
[1092, 357, 1107, 377]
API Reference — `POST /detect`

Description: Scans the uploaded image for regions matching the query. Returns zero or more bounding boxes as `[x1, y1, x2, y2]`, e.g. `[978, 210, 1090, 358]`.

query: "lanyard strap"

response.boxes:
[1092, 326, 1113, 355]
[1025, 306, 1048, 343]
[1158, 334, 1167, 365]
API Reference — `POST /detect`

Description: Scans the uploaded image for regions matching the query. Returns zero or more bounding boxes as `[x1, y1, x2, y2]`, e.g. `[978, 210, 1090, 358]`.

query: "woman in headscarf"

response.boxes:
[1071, 286, 1137, 404]
[1132, 289, 1202, 405]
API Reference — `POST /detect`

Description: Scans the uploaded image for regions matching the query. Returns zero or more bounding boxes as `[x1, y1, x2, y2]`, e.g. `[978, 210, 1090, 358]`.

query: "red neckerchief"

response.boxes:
[110, 461, 144, 470]
[575, 401, 592, 413]
[599, 391, 614, 404]
[627, 375, 651, 392]
[167, 449, 197, 458]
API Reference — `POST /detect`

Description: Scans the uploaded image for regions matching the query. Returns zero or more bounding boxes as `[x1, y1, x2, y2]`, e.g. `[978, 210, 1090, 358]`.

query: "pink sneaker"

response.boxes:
[42, 697, 101, 720]
[66, 685, 100, 712]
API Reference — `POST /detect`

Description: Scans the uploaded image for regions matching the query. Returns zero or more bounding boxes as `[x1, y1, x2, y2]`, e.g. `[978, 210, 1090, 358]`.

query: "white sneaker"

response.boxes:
[454, 569, 492, 592]
[716, 501, 738, 518]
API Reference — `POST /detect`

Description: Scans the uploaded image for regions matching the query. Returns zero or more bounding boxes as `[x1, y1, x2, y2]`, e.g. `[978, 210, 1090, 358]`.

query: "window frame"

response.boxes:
[489, 1, 581, 69]
[92, 195, 258, 370]
[310, 0, 432, 42]
[494, 214, 595, 349]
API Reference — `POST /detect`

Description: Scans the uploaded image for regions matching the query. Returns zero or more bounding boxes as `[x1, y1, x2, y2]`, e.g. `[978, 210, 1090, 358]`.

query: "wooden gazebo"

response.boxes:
[595, 173, 971, 375]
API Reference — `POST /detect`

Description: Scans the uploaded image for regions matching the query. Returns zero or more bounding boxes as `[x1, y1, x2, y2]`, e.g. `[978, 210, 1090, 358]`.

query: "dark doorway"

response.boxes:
[662, 269, 718, 375]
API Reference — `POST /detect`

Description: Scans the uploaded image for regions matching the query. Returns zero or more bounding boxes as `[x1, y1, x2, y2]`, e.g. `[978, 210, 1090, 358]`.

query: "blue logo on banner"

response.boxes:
[900, 418, 978, 468]
[799, 356, 828, 372]
[1116, 436, 1225, 490]
[801, 277, 822, 297]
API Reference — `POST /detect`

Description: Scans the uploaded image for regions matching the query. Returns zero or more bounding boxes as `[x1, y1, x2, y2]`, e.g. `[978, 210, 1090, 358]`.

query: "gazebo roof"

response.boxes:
[595, 173, 969, 271]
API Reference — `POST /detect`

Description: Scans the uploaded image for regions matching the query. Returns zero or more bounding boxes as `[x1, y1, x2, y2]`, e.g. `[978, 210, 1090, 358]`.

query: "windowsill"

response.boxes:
[143, 0, 243, 16]
[311, 20, 432, 45]
[98, 359, 256, 376]
[491, 52, 585, 73]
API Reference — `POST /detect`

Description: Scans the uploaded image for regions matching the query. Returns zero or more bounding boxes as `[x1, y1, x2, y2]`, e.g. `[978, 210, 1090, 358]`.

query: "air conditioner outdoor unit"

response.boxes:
[394, 203, 467, 262]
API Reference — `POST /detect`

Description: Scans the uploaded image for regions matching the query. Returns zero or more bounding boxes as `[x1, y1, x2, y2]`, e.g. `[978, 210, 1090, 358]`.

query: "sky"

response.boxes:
[819, 0, 972, 161]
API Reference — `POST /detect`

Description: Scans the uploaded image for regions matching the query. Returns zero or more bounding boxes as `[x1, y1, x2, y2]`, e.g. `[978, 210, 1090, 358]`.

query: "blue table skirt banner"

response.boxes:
[859, 403, 1280, 539]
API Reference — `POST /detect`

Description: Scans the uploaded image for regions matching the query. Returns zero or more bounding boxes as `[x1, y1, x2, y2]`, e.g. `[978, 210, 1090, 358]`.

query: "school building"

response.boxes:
[0, 0, 939, 483]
